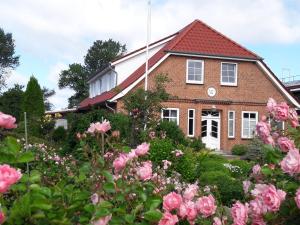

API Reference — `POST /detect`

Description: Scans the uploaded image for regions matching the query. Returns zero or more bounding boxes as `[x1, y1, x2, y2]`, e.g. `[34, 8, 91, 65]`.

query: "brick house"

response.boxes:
[79, 20, 300, 152]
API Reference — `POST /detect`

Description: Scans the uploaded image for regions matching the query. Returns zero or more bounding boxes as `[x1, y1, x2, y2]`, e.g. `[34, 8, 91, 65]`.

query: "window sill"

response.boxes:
[186, 81, 204, 85]
[220, 83, 237, 87]
[228, 137, 235, 139]
[241, 137, 254, 140]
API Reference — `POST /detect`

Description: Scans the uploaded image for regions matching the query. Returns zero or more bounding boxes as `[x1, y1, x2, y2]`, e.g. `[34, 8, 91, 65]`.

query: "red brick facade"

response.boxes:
[117, 55, 288, 152]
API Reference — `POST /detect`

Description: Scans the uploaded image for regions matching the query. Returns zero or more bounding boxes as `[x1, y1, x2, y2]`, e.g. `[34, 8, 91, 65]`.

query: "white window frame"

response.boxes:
[241, 111, 258, 139]
[228, 111, 235, 138]
[221, 62, 238, 86]
[186, 59, 204, 84]
[187, 109, 195, 137]
[161, 108, 180, 125]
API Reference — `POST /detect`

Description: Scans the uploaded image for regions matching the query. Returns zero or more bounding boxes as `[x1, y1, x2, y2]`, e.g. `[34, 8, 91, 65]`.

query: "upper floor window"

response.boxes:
[241, 111, 258, 139]
[221, 62, 237, 86]
[161, 108, 179, 125]
[89, 71, 117, 98]
[186, 59, 204, 84]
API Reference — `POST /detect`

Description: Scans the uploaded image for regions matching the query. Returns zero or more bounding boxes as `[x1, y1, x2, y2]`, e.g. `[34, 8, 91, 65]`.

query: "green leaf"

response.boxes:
[95, 208, 111, 218]
[144, 210, 162, 222]
[99, 200, 113, 208]
[103, 182, 115, 193]
[125, 214, 135, 224]
[6, 136, 21, 153]
[102, 170, 114, 182]
[17, 151, 35, 163]
[29, 170, 41, 183]
[261, 166, 272, 176]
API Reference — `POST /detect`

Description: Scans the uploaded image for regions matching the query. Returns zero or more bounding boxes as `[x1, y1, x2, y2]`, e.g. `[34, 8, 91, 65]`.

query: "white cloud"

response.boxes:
[6, 71, 30, 88]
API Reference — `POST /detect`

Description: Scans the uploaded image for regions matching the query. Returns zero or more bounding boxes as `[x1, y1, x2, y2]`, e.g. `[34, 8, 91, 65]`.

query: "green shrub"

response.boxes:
[156, 121, 187, 145]
[229, 159, 253, 178]
[232, 144, 248, 156]
[149, 138, 174, 165]
[243, 138, 265, 162]
[199, 171, 243, 206]
[188, 137, 206, 151]
[108, 113, 130, 139]
[52, 126, 67, 143]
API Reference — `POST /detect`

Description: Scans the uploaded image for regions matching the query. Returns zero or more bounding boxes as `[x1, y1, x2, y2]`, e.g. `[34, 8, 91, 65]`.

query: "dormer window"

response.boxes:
[186, 59, 204, 84]
[221, 62, 237, 86]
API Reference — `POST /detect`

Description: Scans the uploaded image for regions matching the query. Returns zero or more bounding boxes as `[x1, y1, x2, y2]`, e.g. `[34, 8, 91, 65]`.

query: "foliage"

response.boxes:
[123, 73, 171, 146]
[243, 137, 265, 162]
[0, 28, 19, 90]
[149, 138, 174, 165]
[231, 144, 248, 156]
[22, 76, 45, 119]
[0, 84, 24, 121]
[52, 126, 66, 143]
[156, 120, 187, 146]
[188, 137, 206, 151]
[42, 87, 55, 111]
[84, 39, 126, 74]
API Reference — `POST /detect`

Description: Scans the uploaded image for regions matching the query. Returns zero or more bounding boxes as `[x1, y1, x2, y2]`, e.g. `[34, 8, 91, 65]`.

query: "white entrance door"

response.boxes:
[201, 110, 221, 150]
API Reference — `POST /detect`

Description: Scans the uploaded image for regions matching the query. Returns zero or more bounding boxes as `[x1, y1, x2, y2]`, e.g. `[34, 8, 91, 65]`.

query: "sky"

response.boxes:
[1, 0, 300, 110]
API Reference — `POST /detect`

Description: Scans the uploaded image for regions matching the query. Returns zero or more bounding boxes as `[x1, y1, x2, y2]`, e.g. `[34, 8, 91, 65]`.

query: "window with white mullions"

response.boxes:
[186, 59, 204, 84]
[161, 108, 179, 125]
[187, 109, 195, 137]
[242, 111, 258, 138]
[228, 111, 235, 138]
[221, 62, 237, 86]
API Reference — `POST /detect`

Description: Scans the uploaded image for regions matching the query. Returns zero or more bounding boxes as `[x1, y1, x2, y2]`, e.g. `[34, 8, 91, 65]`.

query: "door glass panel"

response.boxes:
[211, 120, 218, 138]
[201, 120, 207, 137]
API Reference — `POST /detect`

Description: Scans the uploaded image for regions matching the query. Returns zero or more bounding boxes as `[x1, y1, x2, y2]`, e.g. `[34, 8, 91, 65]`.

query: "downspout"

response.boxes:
[105, 101, 115, 114]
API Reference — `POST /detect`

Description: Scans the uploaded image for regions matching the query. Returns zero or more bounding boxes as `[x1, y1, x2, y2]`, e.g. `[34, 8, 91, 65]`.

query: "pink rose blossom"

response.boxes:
[251, 216, 266, 225]
[0, 211, 5, 224]
[231, 201, 248, 225]
[135, 142, 150, 156]
[243, 180, 251, 194]
[249, 198, 267, 217]
[183, 184, 199, 200]
[179, 201, 198, 222]
[92, 215, 112, 225]
[289, 108, 299, 128]
[149, 131, 156, 139]
[127, 150, 136, 160]
[266, 98, 277, 113]
[264, 136, 275, 146]
[0, 164, 22, 193]
[94, 120, 111, 133]
[0, 112, 17, 129]
[274, 102, 289, 121]
[280, 149, 300, 175]
[277, 137, 295, 152]
[196, 194, 217, 218]
[252, 164, 261, 175]
[256, 121, 271, 139]
[136, 161, 152, 181]
[158, 211, 179, 225]
[294, 188, 300, 209]
[163, 192, 182, 211]
[213, 217, 222, 225]
[87, 123, 96, 134]
[113, 154, 128, 173]
[91, 193, 99, 205]
[162, 160, 172, 170]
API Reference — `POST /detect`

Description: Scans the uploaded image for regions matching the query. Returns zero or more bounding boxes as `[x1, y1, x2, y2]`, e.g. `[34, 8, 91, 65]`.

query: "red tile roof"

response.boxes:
[79, 19, 261, 109]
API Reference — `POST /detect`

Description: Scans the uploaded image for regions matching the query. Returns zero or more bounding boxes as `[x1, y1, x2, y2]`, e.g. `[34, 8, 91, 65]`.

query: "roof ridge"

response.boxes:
[194, 19, 261, 59]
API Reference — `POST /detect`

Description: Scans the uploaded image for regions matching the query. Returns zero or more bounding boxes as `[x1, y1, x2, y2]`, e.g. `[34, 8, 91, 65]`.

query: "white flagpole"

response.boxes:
[145, 0, 151, 91]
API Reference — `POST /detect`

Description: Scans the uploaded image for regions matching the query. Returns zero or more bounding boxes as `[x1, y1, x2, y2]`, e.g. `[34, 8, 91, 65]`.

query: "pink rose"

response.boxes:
[231, 201, 248, 225]
[158, 212, 179, 225]
[0, 211, 5, 224]
[280, 149, 300, 175]
[0, 164, 22, 193]
[243, 180, 251, 194]
[183, 184, 199, 200]
[251, 216, 266, 225]
[136, 161, 152, 181]
[87, 123, 96, 134]
[196, 195, 217, 218]
[135, 142, 150, 156]
[294, 188, 300, 209]
[256, 121, 271, 139]
[94, 120, 111, 133]
[0, 112, 17, 129]
[266, 98, 277, 113]
[163, 192, 182, 211]
[289, 108, 299, 128]
[127, 149, 136, 160]
[277, 137, 295, 152]
[113, 154, 128, 173]
[213, 217, 222, 225]
[249, 198, 267, 217]
[91, 193, 99, 205]
[162, 160, 172, 170]
[274, 102, 289, 121]
[252, 164, 261, 175]
[92, 215, 112, 225]
[179, 201, 198, 222]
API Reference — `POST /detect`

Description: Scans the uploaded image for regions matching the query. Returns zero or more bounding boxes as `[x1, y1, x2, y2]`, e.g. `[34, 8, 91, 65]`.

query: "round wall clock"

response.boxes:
[207, 87, 216, 97]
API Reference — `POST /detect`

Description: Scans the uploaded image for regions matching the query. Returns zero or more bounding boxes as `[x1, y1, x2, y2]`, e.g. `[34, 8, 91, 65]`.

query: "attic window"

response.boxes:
[186, 59, 204, 84]
[221, 62, 237, 86]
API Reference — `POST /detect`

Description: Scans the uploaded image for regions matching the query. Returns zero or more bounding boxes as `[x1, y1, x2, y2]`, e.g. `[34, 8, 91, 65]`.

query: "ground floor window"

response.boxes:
[187, 109, 195, 137]
[242, 111, 258, 138]
[228, 111, 235, 138]
[161, 108, 179, 125]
